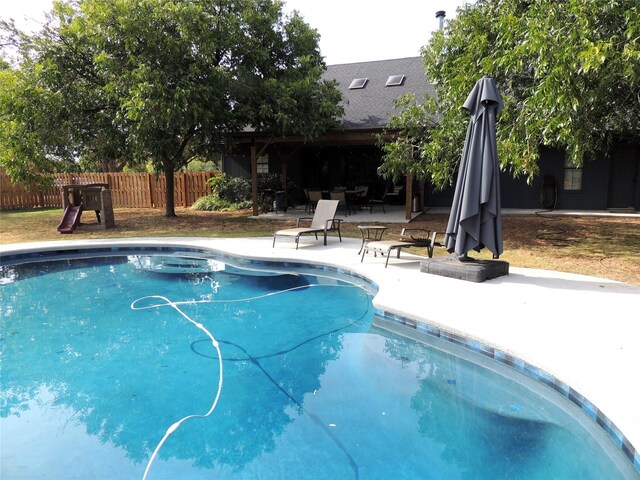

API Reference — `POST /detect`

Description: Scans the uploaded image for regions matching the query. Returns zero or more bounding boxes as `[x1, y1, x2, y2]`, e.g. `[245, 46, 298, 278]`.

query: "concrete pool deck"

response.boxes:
[2, 236, 639, 470]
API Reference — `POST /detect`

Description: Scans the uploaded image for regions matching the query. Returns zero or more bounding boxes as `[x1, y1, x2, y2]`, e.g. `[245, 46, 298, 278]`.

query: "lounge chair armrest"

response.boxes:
[432, 232, 444, 247]
[296, 216, 314, 227]
[399, 228, 433, 242]
[324, 218, 343, 230]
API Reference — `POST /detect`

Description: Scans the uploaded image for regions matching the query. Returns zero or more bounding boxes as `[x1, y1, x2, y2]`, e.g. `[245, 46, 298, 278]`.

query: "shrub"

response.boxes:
[191, 195, 251, 211]
[195, 172, 298, 212]
[256, 173, 282, 192]
[207, 173, 251, 203]
[257, 173, 298, 196]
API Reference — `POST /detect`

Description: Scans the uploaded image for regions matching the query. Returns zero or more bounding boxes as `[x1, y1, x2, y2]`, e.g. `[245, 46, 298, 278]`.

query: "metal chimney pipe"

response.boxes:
[435, 10, 446, 30]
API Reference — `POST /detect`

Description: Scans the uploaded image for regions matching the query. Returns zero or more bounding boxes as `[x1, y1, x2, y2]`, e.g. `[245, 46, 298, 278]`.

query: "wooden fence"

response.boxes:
[0, 171, 216, 210]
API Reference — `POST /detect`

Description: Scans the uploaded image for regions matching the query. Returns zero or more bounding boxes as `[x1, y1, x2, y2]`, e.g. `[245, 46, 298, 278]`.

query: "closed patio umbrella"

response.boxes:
[444, 76, 503, 259]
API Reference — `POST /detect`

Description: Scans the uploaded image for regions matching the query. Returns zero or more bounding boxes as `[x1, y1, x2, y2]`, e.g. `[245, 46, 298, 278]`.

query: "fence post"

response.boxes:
[147, 173, 154, 208]
[183, 173, 188, 207]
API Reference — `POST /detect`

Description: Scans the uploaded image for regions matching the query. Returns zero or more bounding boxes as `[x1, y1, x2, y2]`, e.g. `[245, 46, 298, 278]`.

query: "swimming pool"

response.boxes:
[1, 248, 637, 479]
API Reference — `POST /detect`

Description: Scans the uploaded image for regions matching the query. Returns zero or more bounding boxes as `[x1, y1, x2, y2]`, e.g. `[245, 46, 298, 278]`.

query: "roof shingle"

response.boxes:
[323, 56, 435, 130]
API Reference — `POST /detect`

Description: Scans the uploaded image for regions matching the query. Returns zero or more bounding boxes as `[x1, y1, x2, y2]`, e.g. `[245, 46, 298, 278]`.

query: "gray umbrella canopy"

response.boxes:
[444, 76, 504, 259]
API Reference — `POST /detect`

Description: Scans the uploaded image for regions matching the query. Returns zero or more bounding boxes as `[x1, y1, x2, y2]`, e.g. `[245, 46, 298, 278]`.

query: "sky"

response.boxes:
[1, 0, 473, 65]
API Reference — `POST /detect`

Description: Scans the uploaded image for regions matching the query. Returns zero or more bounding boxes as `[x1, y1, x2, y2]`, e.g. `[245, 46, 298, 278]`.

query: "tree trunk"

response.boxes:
[164, 165, 176, 217]
[251, 145, 258, 216]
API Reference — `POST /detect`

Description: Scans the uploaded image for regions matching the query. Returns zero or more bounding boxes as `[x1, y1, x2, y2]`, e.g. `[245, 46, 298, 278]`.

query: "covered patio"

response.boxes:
[224, 57, 433, 222]
[257, 203, 423, 224]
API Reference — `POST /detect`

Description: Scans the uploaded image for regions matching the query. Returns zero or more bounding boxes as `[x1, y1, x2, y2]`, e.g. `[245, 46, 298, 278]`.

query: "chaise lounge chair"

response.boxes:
[273, 199, 342, 249]
[361, 228, 440, 267]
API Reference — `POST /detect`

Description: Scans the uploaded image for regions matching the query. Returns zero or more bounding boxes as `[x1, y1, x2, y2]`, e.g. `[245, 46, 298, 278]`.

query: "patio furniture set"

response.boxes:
[303, 186, 392, 216]
[273, 199, 441, 266]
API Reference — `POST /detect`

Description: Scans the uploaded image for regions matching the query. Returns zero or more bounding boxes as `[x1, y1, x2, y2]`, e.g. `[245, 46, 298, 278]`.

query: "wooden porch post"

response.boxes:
[282, 156, 288, 207]
[405, 171, 412, 221]
[251, 142, 271, 216]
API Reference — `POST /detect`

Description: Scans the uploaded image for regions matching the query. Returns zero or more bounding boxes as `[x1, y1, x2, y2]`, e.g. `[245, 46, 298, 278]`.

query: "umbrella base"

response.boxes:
[420, 256, 509, 283]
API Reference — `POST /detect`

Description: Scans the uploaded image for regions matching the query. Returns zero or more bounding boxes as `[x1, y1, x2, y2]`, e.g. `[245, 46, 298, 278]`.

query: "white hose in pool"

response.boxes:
[130, 295, 224, 480]
[131, 282, 368, 479]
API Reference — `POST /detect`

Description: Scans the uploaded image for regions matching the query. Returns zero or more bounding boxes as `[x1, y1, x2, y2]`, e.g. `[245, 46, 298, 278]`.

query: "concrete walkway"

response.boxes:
[425, 206, 640, 218]
[259, 204, 640, 225]
[259, 204, 423, 223]
[2, 236, 639, 471]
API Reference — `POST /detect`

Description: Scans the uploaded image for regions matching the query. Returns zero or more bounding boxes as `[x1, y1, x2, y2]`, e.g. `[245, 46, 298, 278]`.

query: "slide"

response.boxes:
[57, 205, 83, 234]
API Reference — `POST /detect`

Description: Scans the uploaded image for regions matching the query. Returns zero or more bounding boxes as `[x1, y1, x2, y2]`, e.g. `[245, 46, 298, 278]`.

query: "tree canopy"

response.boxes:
[379, 0, 640, 189]
[1, 0, 343, 216]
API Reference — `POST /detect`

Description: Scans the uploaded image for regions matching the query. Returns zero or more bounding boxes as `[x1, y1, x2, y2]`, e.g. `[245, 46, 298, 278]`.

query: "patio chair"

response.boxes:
[305, 189, 322, 213]
[330, 190, 354, 216]
[360, 228, 440, 267]
[367, 188, 388, 214]
[273, 199, 343, 249]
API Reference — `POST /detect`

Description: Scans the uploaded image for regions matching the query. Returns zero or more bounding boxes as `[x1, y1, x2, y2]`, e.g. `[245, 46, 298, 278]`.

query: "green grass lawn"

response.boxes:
[1, 207, 639, 285]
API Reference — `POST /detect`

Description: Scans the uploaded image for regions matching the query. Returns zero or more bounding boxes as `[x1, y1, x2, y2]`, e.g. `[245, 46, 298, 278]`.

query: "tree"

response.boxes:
[1, 0, 342, 216]
[379, 0, 640, 189]
[1, 7, 132, 187]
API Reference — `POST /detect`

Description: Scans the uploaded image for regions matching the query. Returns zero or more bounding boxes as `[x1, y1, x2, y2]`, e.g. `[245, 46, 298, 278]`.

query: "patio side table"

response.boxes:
[357, 225, 387, 255]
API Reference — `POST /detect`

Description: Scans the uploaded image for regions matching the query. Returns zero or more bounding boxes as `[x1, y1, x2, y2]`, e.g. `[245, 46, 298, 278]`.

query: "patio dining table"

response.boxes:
[346, 190, 366, 212]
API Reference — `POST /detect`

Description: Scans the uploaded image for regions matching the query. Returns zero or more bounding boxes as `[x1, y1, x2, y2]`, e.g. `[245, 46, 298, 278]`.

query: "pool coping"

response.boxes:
[2, 236, 639, 473]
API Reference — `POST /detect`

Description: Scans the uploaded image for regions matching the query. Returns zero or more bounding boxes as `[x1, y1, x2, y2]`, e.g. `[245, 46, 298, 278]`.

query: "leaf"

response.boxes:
[381, 0, 639, 188]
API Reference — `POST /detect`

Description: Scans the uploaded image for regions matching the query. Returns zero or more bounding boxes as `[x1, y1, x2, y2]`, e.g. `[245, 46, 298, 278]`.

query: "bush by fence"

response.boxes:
[0, 171, 216, 210]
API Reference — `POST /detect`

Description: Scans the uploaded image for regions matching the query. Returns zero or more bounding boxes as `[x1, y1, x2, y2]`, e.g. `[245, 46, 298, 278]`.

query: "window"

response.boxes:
[385, 74, 405, 86]
[348, 78, 368, 89]
[257, 155, 269, 174]
[563, 158, 583, 191]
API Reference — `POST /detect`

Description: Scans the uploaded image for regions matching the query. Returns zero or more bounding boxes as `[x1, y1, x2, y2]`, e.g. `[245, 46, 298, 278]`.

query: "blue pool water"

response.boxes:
[0, 252, 636, 479]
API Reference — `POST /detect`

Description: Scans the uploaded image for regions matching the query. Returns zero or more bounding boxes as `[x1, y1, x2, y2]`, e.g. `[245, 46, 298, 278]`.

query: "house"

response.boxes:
[223, 56, 640, 214]
[223, 57, 429, 208]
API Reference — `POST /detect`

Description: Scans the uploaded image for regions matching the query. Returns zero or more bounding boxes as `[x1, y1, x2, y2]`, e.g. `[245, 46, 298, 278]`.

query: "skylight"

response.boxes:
[386, 75, 405, 86]
[349, 78, 368, 89]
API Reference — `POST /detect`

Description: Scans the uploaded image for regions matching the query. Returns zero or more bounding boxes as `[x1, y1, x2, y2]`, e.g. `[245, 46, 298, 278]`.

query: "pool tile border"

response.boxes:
[1, 244, 638, 474]
[375, 309, 640, 474]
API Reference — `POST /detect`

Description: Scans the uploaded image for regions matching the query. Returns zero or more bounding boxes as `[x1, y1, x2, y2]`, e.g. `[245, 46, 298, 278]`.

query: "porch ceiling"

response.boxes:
[233, 128, 395, 148]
